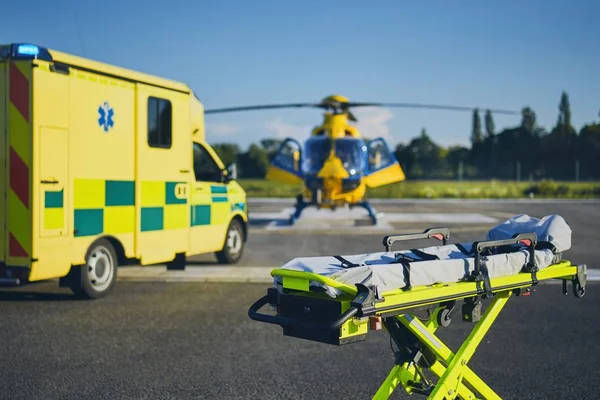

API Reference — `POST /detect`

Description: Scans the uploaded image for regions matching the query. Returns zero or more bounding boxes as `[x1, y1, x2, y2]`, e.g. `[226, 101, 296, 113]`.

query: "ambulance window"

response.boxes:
[193, 142, 222, 182]
[148, 97, 172, 148]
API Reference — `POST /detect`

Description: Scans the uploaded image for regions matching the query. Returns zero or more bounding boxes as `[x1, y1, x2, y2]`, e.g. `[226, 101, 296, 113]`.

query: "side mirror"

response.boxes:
[226, 163, 238, 181]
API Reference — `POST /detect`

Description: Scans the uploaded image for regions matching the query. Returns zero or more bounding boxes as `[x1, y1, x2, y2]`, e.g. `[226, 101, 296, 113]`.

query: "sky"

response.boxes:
[3, 0, 600, 150]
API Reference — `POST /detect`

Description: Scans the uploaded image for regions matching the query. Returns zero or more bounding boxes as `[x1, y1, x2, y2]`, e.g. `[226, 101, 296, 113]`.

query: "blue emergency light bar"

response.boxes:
[0, 43, 53, 62]
[17, 44, 39, 56]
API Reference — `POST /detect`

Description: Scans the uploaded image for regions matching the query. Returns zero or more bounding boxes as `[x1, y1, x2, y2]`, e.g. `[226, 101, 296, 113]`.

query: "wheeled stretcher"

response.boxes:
[248, 214, 587, 399]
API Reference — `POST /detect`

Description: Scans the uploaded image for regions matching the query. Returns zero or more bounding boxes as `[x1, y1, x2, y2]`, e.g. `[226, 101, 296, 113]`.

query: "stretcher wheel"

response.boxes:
[574, 282, 585, 298]
[438, 308, 452, 328]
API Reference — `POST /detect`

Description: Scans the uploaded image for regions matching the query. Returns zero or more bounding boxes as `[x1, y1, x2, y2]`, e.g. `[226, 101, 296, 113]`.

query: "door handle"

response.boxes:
[195, 187, 205, 191]
[41, 178, 58, 184]
[180, 169, 190, 173]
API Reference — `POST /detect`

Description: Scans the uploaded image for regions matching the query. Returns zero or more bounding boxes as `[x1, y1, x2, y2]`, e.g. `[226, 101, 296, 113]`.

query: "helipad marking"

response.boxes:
[117, 266, 600, 283]
[248, 197, 600, 205]
[118, 266, 275, 283]
[249, 208, 498, 231]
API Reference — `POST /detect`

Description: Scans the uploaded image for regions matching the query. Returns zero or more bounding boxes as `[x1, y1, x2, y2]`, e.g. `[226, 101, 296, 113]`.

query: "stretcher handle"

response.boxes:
[383, 228, 450, 252]
[472, 232, 538, 286]
[473, 232, 537, 261]
[248, 295, 359, 331]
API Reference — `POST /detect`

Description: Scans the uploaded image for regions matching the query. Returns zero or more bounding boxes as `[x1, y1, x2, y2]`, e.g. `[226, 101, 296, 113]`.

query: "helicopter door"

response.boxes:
[364, 138, 406, 188]
[265, 138, 304, 185]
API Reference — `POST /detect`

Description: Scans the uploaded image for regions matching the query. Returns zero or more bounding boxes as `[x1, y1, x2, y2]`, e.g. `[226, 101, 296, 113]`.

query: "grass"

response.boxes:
[237, 179, 600, 199]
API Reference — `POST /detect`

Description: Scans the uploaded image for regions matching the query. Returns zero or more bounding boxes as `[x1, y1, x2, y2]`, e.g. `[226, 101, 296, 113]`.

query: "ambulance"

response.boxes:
[0, 43, 248, 298]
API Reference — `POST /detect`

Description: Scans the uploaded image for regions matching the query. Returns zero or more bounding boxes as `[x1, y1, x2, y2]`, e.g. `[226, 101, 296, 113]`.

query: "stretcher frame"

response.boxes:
[248, 227, 587, 399]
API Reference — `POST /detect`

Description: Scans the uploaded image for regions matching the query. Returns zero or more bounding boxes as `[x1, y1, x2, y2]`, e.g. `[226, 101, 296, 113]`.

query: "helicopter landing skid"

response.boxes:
[349, 201, 379, 225]
[289, 199, 379, 226]
[289, 200, 311, 225]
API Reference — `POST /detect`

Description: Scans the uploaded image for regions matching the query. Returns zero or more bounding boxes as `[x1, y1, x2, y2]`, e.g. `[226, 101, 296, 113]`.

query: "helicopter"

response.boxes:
[204, 95, 517, 225]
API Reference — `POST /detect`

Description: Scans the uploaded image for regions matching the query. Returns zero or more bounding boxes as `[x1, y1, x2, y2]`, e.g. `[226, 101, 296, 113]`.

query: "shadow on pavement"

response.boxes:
[0, 290, 77, 302]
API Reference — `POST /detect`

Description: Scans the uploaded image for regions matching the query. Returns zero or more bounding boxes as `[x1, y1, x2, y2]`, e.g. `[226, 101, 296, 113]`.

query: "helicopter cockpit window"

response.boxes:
[302, 137, 331, 174]
[334, 138, 366, 175]
[367, 139, 396, 171]
[273, 140, 302, 172]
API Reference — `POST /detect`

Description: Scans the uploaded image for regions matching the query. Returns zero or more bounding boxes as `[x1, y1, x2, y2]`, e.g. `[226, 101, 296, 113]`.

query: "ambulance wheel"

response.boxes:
[216, 219, 245, 264]
[71, 239, 118, 299]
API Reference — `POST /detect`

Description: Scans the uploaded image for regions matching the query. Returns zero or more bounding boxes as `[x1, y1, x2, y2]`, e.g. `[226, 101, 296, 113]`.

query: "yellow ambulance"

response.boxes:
[0, 43, 248, 298]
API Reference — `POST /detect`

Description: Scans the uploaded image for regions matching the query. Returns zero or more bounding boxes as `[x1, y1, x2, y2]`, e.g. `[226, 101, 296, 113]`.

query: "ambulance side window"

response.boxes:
[193, 142, 222, 182]
[148, 96, 172, 148]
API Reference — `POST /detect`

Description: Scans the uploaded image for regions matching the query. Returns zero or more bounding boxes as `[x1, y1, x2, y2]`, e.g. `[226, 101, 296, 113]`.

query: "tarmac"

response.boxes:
[117, 198, 600, 283]
[1, 198, 598, 399]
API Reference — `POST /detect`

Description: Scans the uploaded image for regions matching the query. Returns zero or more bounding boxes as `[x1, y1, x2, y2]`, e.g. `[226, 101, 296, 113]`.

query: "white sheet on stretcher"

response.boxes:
[273, 214, 571, 298]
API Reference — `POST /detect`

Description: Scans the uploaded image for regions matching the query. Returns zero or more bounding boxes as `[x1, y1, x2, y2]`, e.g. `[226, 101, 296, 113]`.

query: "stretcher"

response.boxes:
[248, 214, 587, 399]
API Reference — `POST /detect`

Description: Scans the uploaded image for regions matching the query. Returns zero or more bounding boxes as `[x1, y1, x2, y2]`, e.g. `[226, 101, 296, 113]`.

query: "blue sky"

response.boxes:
[3, 0, 599, 150]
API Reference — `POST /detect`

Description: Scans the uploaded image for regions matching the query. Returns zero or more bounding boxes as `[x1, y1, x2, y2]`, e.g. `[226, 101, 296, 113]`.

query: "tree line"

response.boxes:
[210, 91, 600, 181]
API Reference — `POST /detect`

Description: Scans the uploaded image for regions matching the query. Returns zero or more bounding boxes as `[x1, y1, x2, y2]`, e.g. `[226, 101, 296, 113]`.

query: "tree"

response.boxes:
[211, 143, 241, 166]
[471, 108, 482, 145]
[557, 91, 574, 136]
[577, 123, 600, 180]
[237, 144, 269, 178]
[402, 128, 447, 178]
[484, 109, 495, 138]
[260, 138, 283, 161]
[520, 107, 536, 135]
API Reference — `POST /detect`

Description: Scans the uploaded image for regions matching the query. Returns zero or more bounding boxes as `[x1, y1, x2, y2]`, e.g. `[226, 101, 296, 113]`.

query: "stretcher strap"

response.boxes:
[478, 259, 493, 298]
[455, 243, 473, 256]
[523, 256, 539, 286]
[333, 255, 362, 269]
[397, 258, 412, 291]
[409, 249, 440, 261]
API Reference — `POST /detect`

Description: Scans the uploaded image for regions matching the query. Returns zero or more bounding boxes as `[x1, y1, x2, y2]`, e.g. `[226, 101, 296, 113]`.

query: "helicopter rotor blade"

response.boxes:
[204, 103, 322, 114]
[345, 102, 518, 115]
[203, 99, 519, 118]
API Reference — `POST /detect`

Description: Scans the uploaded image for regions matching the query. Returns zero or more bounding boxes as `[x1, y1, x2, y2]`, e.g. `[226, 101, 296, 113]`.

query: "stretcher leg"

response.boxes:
[374, 363, 417, 399]
[374, 359, 479, 400]
[399, 311, 503, 400]
[374, 291, 511, 399]
[428, 291, 510, 400]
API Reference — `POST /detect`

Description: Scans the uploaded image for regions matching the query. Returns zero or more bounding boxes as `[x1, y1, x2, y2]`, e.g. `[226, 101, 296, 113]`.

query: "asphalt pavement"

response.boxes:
[0, 281, 598, 399]
[186, 199, 600, 268]
[0, 199, 598, 399]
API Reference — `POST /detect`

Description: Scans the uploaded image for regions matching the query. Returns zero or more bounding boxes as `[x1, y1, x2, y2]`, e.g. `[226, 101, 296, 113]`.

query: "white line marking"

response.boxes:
[587, 269, 600, 281]
[118, 266, 600, 284]
[249, 208, 497, 231]
[248, 198, 600, 205]
[118, 266, 275, 283]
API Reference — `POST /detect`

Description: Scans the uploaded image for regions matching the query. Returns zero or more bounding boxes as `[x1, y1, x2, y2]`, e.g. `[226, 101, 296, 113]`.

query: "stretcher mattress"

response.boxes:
[273, 214, 570, 298]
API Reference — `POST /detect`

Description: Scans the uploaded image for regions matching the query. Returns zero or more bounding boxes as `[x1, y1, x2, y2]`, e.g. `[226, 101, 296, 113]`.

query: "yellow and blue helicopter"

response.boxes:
[205, 95, 517, 225]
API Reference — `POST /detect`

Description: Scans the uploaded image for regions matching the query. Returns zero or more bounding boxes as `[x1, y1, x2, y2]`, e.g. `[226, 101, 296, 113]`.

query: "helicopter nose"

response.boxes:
[317, 156, 349, 180]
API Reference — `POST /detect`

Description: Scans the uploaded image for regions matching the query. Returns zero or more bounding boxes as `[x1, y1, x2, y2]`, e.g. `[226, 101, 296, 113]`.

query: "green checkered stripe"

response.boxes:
[74, 180, 135, 237]
[190, 185, 230, 226]
[140, 181, 188, 232]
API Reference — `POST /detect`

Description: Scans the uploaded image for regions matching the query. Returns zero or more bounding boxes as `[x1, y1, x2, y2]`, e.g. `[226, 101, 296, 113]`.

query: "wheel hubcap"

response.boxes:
[227, 228, 243, 257]
[87, 246, 114, 292]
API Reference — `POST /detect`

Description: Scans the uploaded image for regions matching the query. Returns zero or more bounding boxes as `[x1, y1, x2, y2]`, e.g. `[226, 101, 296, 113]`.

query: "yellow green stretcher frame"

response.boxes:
[248, 228, 588, 399]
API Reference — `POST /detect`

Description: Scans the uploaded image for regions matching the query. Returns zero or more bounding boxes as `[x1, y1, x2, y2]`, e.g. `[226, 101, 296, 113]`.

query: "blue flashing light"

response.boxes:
[17, 44, 39, 57]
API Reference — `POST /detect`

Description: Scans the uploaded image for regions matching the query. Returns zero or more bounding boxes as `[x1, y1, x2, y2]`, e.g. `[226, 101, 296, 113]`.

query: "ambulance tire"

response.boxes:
[215, 218, 245, 264]
[71, 239, 118, 299]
